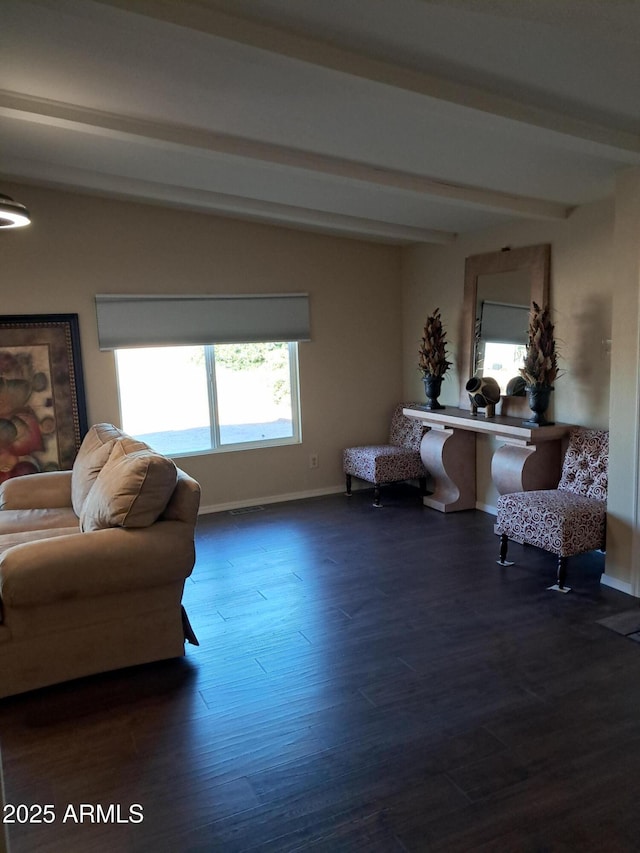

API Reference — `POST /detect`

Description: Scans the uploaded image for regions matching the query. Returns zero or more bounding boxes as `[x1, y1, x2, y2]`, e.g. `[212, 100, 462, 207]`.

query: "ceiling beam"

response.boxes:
[2, 162, 456, 244]
[0, 90, 572, 221]
[94, 0, 640, 156]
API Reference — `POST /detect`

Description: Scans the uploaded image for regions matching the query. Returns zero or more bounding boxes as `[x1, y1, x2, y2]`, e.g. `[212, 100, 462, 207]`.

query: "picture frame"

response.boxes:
[0, 313, 88, 480]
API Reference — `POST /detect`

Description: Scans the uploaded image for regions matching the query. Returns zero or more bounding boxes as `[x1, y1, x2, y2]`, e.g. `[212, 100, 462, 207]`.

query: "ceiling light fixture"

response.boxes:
[0, 193, 31, 229]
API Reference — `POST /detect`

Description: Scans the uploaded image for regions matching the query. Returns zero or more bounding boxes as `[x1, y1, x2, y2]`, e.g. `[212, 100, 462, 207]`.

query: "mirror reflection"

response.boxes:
[459, 244, 550, 409]
[475, 270, 530, 395]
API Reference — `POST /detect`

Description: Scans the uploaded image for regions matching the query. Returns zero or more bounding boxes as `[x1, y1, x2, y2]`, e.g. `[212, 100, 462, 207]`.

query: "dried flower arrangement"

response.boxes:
[418, 308, 452, 378]
[519, 301, 559, 387]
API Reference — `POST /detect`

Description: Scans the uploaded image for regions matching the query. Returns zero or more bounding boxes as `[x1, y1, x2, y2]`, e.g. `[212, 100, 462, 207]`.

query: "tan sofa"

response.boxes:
[0, 424, 201, 698]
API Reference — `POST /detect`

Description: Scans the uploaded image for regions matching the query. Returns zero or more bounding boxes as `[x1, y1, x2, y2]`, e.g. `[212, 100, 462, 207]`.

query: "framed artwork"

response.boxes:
[0, 313, 88, 482]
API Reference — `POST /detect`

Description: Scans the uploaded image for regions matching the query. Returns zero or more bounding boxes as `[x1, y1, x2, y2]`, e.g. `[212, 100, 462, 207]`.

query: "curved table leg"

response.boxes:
[492, 440, 562, 495]
[420, 427, 476, 512]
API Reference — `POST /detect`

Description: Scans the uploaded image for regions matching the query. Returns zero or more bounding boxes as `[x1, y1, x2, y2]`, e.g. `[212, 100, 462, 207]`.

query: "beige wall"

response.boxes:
[607, 169, 640, 594]
[403, 198, 614, 425]
[3, 183, 403, 510]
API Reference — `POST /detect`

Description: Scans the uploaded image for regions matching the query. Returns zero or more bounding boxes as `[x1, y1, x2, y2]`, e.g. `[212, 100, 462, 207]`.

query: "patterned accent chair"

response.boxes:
[496, 428, 608, 591]
[343, 403, 428, 507]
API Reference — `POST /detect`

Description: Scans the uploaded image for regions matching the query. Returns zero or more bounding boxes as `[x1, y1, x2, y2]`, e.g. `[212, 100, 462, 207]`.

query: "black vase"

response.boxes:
[523, 384, 554, 427]
[422, 375, 445, 410]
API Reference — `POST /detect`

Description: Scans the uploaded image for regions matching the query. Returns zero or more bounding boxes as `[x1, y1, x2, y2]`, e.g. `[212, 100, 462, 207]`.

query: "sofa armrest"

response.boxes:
[0, 521, 195, 608]
[0, 471, 73, 510]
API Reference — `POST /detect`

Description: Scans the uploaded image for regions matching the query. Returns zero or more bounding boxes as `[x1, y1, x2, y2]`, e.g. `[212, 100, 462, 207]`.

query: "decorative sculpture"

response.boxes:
[466, 375, 501, 418]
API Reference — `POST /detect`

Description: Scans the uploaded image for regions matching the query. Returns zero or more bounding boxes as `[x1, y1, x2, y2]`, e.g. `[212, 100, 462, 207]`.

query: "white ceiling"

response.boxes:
[1, 0, 639, 243]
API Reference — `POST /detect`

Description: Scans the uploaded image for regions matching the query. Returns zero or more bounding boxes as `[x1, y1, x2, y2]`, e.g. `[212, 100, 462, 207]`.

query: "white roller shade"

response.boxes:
[95, 293, 311, 350]
[479, 301, 529, 346]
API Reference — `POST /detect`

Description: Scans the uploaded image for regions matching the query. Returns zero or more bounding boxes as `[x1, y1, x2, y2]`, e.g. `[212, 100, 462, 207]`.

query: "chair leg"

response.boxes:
[548, 555, 571, 593]
[557, 556, 568, 590]
[497, 533, 514, 566]
[345, 474, 352, 496]
[373, 485, 382, 508]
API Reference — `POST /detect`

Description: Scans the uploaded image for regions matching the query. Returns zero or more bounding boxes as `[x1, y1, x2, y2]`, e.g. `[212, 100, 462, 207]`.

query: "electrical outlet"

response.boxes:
[309, 453, 319, 469]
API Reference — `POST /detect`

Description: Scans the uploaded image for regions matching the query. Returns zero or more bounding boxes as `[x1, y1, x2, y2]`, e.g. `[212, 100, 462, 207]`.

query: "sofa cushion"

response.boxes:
[0, 527, 81, 557]
[71, 423, 124, 515]
[80, 442, 177, 531]
[0, 507, 79, 535]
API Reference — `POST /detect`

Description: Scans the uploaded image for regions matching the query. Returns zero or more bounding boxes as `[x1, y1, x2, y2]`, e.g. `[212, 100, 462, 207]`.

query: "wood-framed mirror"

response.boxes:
[459, 244, 550, 409]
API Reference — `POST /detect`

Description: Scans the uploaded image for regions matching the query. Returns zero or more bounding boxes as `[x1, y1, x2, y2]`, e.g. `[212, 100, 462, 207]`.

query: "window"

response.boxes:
[476, 301, 529, 394]
[477, 340, 527, 395]
[115, 341, 301, 457]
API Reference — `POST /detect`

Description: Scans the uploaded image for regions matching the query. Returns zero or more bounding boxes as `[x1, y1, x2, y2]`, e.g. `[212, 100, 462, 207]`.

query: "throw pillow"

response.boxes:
[119, 436, 151, 455]
[71, 424, 122, 515]
[80, 442, 177, 531]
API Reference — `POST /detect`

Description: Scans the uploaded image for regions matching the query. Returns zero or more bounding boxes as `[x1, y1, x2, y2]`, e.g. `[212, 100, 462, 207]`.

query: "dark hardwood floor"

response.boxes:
[2, 485, 640, 852]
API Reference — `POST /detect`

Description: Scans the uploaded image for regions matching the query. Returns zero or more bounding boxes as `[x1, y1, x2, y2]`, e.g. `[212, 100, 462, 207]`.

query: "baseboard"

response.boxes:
[199, 485, 346, 515]
[600, 574, 635, 596]
[476, 502, 497, 515]
[201, 491, 498, 516]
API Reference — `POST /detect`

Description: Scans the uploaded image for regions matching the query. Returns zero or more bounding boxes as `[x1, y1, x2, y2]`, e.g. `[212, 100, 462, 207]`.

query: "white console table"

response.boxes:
[403, 405, 573, 512]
